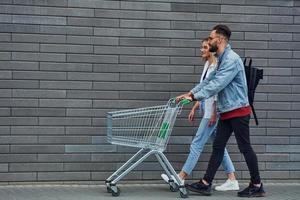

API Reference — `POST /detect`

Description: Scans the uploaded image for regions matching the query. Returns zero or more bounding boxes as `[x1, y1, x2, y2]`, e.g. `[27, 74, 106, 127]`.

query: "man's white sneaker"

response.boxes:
[161, 173, 185, 185]
[215, 179, 239, 191]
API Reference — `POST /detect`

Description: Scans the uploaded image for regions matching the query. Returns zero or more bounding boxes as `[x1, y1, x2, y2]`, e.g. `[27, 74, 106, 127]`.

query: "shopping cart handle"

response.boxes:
[179, 98, 192, 105]
[170, 97, 192, 106]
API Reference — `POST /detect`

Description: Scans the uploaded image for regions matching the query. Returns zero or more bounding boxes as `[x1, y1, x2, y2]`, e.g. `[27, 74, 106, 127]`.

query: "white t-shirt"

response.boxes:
[199, 61, 217, 119]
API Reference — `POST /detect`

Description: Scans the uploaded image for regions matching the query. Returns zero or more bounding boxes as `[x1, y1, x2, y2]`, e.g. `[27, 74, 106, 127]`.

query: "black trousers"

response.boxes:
[203, 115, 261, 184]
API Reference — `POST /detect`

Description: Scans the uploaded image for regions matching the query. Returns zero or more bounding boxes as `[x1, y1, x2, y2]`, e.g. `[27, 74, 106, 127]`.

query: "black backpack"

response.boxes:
[243, 58, 263, 125]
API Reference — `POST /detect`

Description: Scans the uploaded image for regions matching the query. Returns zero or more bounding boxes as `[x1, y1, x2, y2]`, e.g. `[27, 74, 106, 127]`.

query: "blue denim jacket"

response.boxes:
[191, 44, 249, 113]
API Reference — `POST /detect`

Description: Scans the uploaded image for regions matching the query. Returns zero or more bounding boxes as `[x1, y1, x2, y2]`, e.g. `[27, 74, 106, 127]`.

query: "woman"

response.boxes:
[161, 38, 239, 191]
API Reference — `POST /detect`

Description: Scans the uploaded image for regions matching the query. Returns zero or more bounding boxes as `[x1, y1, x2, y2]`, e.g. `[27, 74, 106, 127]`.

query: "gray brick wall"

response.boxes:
[0, 0, 299, 183]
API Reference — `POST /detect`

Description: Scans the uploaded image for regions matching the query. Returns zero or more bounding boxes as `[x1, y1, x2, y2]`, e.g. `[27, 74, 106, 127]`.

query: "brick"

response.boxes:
[145, 83, 193, 92]
[171, 74, 199, 83]
[93, 64, 144, 73]
[170, 39, 200, 48]
[221, 5, 269, 14]
[0, 14, 12, 23]
[268, 111, 300, 119]
[38, 136, 90, 144]
[38, 154, 90, 162]
[95, 9, 145, 19]
[40, 81, 92, 89]
[12, 52, 66, 62]
[11, 145, 65, 153]
[68, 0, 119, 9]
[66, 36, 118, 45]
[40, 44, 93, 53]
[68, 17, 119, 27]
[66, 90, 118, 99]
[0, 33, 11, 42]
[0, 61, 38, 70]
[120, 55, 169, 65]
[145, 65, 194, 74]
[40, 7, 94, 17]
[146, 47, 194, 56]
[0, 154, 37, 163]
[94, 46, 145, 55]
[66, 127, 104, 135]
[39, 117, 91, 126]
[13, 71, 66, 80]
[11, 126, 64, 135]
[0, 126, 10, 135]
[120, 19, 170, 29]
[267, 128, 300, 136]
[0, 117, 37, 125]
[12, 15, 66, 25]
[13, 89, 66, 98]
[67, 54, 118, 64]
[290, 154, 300, 161]
[245, 50, 292, 59]
[93, 100, 164, 109]
[93, 82, 144, 91]
[266, 162, 300, 170]
[0, 173, 36, 181]
[66, 109, 107, 117]
[94, 27, 144, 37]
[12, 108, 65, 117]
[120, 38, 169, 47]
[245, 32, 292, 41]
[39, 99, 92, 108]
[38, 172, 90, 181]
[245, 0, 293, 6]
[13, 0, 68, 6]
[121, 1, 170, 11]
[120, 73, 170, 82]
[92, 171, 142, 180]
[170, 57, 200, 65]
[0, 164, 8, 172]
[65, 145, 116, 153]
[10, 163, 63, 172]
[40, 62, 92, 72]
[0, 136, 36, 144]
[147, 11, 196, 21]
[0, 52, 11, 60]
[40, 25, 93, 35]
[146, 29, 194, 39]
[171, 3, 220, 13]
[0, 42, 39, 52]
[12, 33, 66, 43]
[267, 145, 300, 153]
[0, 71, 11, 80]
[0, 23, 39, 33]
[120, 91, 170, 100]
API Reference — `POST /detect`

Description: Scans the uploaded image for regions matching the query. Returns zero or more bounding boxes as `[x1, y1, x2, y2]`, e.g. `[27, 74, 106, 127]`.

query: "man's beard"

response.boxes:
[209, 43, 218, 53]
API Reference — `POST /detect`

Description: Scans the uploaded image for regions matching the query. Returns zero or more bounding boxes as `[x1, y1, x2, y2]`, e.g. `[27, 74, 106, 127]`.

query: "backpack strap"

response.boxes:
[244, 57, 259, 125]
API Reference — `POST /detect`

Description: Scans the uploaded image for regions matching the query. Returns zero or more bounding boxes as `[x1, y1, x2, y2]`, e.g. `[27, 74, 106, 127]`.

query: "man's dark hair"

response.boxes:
[212, 24, 231, 41]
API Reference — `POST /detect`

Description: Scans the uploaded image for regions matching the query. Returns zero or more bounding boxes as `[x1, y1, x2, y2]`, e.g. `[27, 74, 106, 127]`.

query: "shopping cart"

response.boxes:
[105, 98, 190, 198]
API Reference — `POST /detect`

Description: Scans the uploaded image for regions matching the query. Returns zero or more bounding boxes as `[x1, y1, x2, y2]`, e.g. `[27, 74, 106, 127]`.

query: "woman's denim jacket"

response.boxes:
[191, 44, 249, 113]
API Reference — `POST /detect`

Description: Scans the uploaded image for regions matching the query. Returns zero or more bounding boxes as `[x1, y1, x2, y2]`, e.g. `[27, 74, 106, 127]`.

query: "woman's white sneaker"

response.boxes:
[161, 173, 185, 185]
[215, 179, 239, 191]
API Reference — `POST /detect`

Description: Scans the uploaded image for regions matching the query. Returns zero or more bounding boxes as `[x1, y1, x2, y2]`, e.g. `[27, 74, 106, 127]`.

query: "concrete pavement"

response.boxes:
[0, 182, 299, 200]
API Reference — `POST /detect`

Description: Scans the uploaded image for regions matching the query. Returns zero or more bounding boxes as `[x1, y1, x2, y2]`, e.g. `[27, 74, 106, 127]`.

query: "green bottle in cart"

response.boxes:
[158, 122, 170, 139]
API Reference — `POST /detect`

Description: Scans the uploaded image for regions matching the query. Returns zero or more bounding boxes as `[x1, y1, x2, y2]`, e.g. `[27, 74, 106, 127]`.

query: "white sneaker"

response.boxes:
[215, 179, 239, 191]
[161, 173, 185, 185]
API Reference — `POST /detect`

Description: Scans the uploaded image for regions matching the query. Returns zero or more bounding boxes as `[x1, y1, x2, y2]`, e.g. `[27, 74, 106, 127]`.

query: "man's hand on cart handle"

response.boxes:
[176, 92, 195, 103]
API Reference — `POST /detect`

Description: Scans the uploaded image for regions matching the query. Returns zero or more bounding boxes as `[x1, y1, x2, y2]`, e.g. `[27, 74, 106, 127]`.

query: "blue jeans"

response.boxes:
[182, 117, 235, 175]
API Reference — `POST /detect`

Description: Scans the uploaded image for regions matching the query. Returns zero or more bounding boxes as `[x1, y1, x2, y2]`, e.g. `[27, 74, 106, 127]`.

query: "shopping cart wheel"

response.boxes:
[106, 186, 112, 193]
[169, 182, 179, 192]
[111, 186, 120, 197]
[180, 190, 189, 198]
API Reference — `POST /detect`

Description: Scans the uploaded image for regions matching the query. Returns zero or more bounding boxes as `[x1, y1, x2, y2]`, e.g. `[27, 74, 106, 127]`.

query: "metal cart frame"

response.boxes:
[105, 99, 190, 198]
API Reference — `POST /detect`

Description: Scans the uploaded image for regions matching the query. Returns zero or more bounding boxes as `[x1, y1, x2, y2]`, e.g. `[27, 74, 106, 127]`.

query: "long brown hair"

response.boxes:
[201, 37, 217, 65]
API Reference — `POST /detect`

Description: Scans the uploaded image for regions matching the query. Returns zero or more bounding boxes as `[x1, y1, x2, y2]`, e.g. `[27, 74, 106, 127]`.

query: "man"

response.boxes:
[176, 24, 266, 197]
